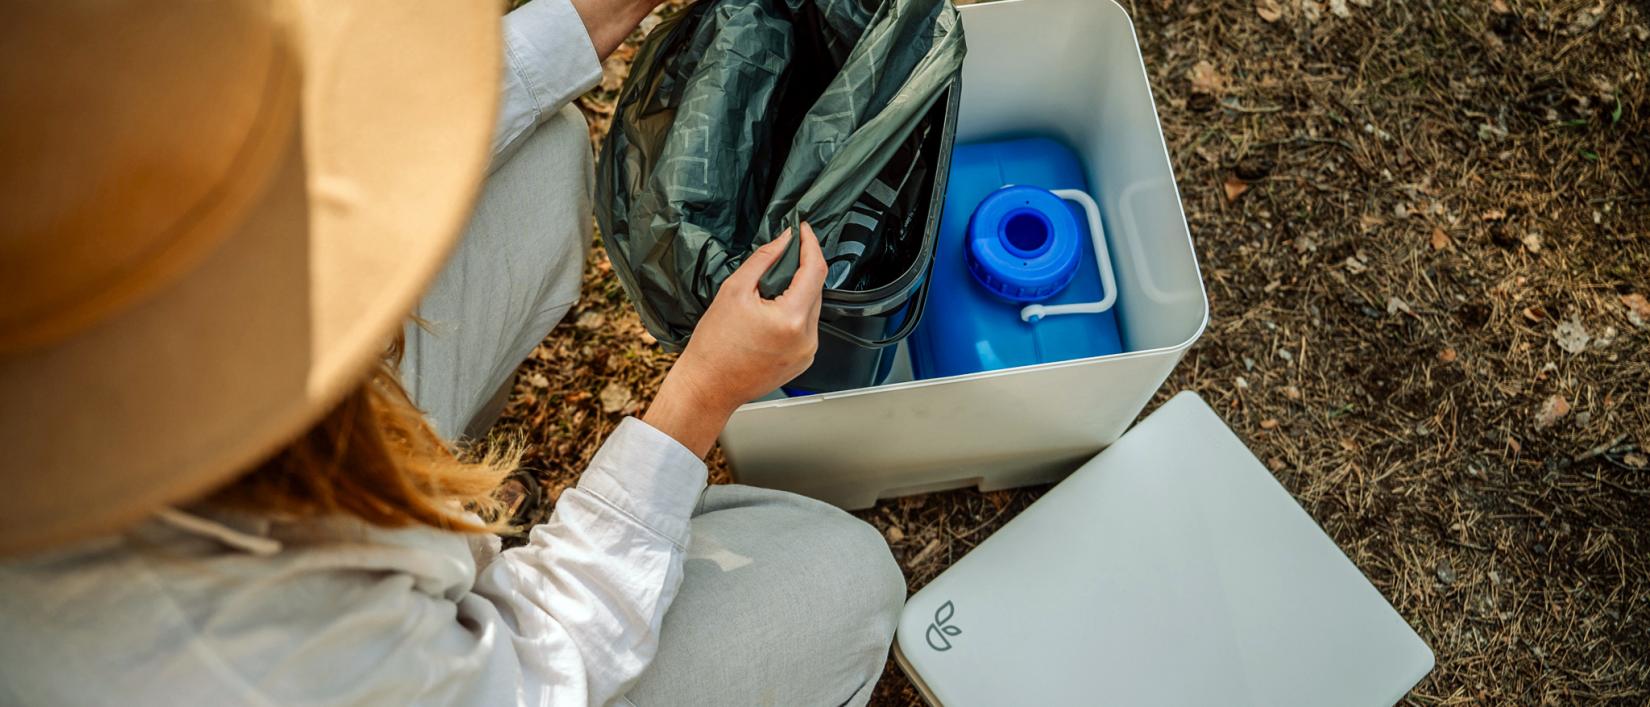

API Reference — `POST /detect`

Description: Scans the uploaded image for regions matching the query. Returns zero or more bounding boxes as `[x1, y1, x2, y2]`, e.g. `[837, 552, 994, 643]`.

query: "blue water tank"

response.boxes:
[910, 137, 1124, 380]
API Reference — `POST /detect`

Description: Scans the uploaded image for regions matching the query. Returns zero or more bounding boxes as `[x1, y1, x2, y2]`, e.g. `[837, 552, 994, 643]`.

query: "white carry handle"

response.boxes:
[1020, 189, 1118, 322]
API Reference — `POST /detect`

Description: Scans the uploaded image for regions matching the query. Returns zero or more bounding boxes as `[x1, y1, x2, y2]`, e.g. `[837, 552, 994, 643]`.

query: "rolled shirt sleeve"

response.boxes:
[467, 417, 709, 705]
[493, 0, 605, 167]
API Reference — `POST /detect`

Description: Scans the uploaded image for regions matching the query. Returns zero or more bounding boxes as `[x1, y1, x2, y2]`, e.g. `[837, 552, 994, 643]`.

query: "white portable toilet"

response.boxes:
[713, 2, 1437, 702]
[720, 0, 1208, 508]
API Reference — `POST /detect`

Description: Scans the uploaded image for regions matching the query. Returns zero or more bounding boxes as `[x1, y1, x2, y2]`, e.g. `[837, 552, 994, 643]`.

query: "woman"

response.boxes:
[0, 1, 904, 705]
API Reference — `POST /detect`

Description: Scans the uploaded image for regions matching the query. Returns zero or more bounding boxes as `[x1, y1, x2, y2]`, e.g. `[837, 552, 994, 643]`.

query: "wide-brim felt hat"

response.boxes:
[0, 0, 500, 554]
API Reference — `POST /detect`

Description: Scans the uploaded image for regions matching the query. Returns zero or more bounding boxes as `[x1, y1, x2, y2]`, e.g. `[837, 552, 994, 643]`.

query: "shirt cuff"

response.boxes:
[576, 417, 708, 548]
[493, 0, 604, 163]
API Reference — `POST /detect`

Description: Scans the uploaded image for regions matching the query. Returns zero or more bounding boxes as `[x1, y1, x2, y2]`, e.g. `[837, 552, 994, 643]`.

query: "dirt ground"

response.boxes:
[490, 0, 1649, 703]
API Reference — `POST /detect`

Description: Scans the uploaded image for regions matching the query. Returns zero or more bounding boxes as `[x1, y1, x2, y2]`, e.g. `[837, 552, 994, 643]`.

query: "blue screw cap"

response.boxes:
[964, 185, 1081, 303]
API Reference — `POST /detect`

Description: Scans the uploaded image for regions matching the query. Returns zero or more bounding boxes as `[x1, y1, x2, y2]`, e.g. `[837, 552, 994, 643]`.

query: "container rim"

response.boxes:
[821, 81, 962, 314]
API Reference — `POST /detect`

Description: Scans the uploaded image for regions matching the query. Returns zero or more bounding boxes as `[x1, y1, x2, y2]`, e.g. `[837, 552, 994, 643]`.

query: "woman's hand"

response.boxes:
[569, 0, 666, 60]
[643, 224, 827, 457]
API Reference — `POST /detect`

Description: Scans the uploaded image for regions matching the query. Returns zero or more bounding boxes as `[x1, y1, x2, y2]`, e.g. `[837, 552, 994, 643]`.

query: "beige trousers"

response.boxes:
[402, 103, 593, 441]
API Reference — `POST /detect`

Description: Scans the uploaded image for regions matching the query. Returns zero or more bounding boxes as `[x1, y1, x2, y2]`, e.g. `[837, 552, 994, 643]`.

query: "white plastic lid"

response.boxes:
[895, 391, 1434, 706]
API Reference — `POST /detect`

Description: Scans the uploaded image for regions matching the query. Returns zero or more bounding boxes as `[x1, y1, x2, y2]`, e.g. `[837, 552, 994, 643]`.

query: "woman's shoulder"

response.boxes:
[0, 509, 489, 705]
[0, 516, 254, 704]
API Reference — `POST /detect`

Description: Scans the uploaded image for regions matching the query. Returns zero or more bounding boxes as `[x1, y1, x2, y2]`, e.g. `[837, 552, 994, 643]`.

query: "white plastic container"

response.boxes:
[720, 0, 1207, 508]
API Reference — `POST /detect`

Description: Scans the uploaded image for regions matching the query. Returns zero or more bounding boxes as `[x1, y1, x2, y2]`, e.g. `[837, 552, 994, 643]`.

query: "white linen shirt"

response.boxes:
[0, 6, 709, 705]
[0, 418, 708, 706]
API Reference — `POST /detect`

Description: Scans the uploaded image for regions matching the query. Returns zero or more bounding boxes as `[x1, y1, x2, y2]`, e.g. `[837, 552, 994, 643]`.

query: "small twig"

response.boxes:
[1589, 472, 1649, 497]
[908, 537, 943, 567]
[1446, 538, 1491, 552]
[1573, 434, 1631, 464]
[1256, 135, 1359, 152]
[1220, 99, 1285, 114]
[947, 501, 1015, 540]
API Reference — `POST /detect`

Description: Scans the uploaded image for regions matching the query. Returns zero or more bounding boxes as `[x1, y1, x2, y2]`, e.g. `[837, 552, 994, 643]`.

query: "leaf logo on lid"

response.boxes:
[926, 600, 961, 652]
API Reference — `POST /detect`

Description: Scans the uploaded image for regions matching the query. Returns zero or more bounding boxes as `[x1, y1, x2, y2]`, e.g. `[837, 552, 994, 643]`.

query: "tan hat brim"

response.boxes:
[0, 1, 501, 554]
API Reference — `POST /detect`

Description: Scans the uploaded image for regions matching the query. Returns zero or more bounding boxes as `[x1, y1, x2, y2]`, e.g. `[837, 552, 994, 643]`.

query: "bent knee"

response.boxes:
[704, 486, 906, 626]
[533, 103, 592, 166]
[817, 508, 907, 623]
[665, 488, 906, 702]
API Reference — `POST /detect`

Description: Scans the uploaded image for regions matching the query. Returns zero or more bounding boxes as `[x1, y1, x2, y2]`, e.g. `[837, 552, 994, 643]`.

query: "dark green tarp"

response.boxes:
[595, 0, 965, 348]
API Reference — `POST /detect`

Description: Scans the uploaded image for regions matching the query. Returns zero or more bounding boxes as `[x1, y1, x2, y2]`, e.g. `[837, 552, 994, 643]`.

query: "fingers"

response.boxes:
[779, 222, 828, 314]
[805, 227, 825, 322]
[793, 223, 828, 291]
[724, 228, 794, 290]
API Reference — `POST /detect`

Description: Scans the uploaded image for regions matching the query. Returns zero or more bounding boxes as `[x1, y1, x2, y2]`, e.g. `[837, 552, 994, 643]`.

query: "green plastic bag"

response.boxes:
[595, 0, 965, 348]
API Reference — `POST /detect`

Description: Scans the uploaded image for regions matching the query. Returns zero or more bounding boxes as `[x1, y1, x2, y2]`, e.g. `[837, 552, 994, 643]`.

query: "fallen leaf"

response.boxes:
[527, 373, 550, 389]
[1329, 0, 1351, 18]
[1430, 227, 1451, 250]
[1256, 0, 1284, 22]
[1387, 296, 1412, 315]
[1260, 418, 1281, 430]
[1343, 255, 1369, 274]
[1553, 316, 1591, 354]
[584, 113, 612, 145]
[598, 47, 636, 92]
[575, 311, 607, 330]
[1620, 294, 1650, 327]
[1491, 0, 1510, 13]
[1566, 3, 1603, 34]
[1480, 208, 1507, 221]
[1300, 0, 1323, 22]
[1438, 347, 1458, 363]
[1595, 325, 1618, 348]
[984, 490, 1013, 512]
[1282, 385, 1303, 400]
[1223, 176, 1250, 202]
[1522, 306, 1547, 322]
[1624, 452, 1649, 470]
[1535, 395, 1571, 428]
[1189, 60, 1225, 94]
[1359, 213, 1387, 231]
[885, 525, 906, 543]
[1521, 232, 1543, 253]
[599, 382, 633, 413]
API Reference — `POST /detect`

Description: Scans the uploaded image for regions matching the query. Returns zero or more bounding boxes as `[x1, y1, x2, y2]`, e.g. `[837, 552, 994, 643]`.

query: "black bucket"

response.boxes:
[784, 83, 961, 394]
